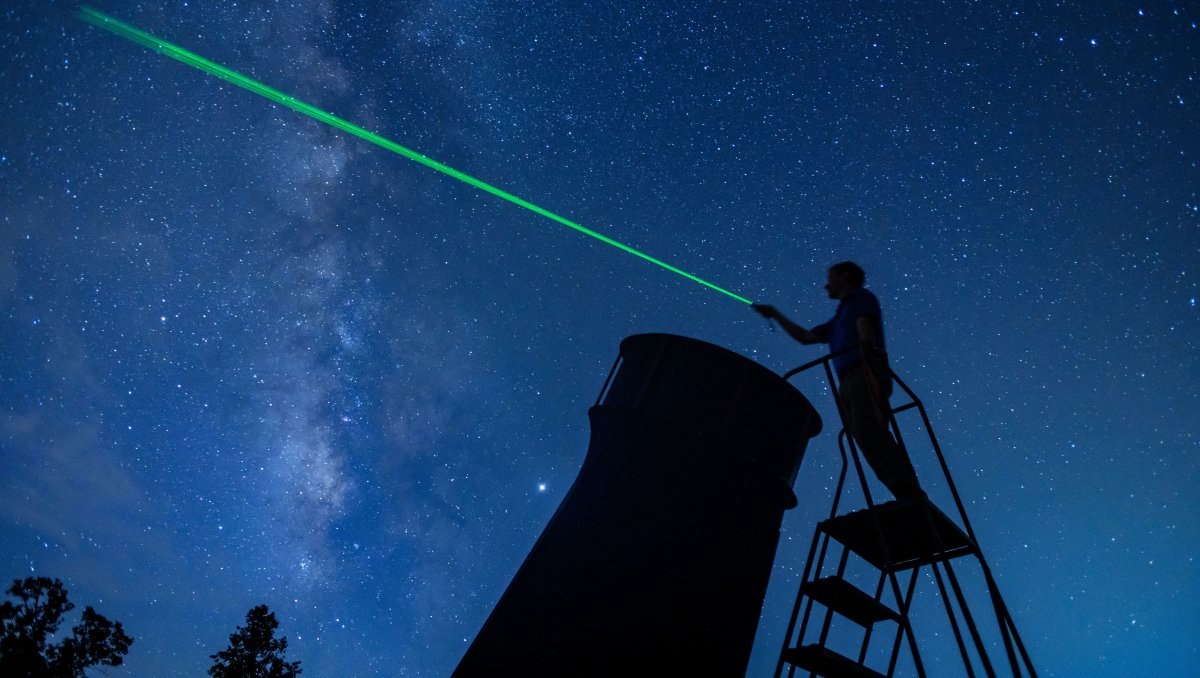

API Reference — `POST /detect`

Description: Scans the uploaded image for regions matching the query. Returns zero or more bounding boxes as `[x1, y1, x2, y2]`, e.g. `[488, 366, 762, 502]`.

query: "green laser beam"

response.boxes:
[78, 6, 753, 306]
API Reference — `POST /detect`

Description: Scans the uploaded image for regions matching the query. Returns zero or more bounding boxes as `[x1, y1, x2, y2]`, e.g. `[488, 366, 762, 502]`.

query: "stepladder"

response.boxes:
[773, 350, 1038, 678]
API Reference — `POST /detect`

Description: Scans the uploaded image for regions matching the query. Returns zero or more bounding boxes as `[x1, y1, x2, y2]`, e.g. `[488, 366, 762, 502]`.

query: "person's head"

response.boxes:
[825, 261, 865, 299]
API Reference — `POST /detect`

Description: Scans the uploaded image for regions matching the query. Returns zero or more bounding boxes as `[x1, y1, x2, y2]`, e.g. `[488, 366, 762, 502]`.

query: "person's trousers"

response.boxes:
[838, 359, 922, 499]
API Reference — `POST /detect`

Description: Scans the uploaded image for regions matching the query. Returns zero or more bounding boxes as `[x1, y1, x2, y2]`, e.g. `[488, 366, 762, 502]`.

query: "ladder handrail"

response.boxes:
[783, 349, 980, 544]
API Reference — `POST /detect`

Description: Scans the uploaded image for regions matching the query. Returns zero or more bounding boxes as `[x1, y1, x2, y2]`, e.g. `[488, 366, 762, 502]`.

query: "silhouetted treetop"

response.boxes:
[0, 576, 133, 677]
[209, 604, 302, 677]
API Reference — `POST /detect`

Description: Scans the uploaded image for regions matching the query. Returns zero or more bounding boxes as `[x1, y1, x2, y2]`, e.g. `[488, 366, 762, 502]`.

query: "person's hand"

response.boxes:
[751, 304, 778, 320]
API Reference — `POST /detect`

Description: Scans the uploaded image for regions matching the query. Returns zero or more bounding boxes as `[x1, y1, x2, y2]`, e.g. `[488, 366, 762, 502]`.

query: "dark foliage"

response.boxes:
[209, 604, 302, 677]
[0, 577, 133, 677]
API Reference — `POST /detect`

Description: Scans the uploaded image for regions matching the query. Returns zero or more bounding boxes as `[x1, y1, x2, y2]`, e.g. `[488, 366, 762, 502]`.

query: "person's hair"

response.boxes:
[829, 261, 866, 288]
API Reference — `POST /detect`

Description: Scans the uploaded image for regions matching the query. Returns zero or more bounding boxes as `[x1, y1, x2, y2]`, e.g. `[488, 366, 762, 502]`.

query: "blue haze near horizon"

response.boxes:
[2, 1, 1197, 675]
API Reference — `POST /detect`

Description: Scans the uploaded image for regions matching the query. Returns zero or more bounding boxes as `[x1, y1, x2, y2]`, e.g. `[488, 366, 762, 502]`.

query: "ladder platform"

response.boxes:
[801, 576, 898, 627]
[818, 497, 975, 570]
[781, 645, 887, 678]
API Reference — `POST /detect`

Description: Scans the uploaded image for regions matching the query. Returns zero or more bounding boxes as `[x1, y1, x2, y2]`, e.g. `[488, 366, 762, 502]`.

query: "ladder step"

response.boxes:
[801, 577, 898, 627]
[819, 497, 975, 570]
[781, 645, 887, 678]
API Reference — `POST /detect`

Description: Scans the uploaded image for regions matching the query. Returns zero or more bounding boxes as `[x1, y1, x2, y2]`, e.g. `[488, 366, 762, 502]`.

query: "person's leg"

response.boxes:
[839, 365, 921, 499]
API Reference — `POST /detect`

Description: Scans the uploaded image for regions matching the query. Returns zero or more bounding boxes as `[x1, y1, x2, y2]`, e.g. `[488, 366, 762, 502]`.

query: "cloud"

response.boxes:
[0, 323, 175, 591]
[1, 419, 140, 552]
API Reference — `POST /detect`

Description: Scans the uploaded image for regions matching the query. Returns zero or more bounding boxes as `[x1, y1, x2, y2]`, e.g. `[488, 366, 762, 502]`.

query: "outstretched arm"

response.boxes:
[752, 304, 823, 345]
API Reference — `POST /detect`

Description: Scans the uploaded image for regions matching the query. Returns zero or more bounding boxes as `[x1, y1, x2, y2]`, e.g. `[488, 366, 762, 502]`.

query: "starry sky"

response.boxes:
[2, 1, 1197, 675]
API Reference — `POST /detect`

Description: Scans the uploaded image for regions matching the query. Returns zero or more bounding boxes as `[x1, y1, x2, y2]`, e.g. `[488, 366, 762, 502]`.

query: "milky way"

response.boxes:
[2, 1, 1198, 675]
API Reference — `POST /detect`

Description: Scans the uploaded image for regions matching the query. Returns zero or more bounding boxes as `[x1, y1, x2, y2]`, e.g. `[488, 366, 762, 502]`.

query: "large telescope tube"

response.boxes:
[454, 334, 822, 677]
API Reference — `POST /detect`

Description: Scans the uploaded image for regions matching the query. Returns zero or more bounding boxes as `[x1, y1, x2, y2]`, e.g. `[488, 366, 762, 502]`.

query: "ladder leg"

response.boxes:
[886, 572, 905, 677]
[982, 565, 1039, 678]
[816, 549, 853, 648]
[775, 524, 827, 678]
[989, 584, 1020, 677]
[1006, 612, 1039, 678]
[943, 559, 997, 678]
[886, 567, 927, 678]
[1004, 607, 1039, 678]
[931, 560, 976, 678]
[793, 538, 833, 665]
[857, 571, 887, 664]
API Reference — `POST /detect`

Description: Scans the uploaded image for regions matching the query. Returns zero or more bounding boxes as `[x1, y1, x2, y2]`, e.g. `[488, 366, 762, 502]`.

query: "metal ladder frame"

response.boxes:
[772, 350, 1038, 678]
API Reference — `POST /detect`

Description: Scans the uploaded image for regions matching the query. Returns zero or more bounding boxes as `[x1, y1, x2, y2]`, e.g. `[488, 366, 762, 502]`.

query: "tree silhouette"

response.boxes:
[0, 576, 133, 677]
[209, 604, 302, 677]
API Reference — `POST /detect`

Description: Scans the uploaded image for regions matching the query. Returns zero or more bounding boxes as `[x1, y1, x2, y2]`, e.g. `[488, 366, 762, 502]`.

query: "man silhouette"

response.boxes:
[754, 262, 923, 500]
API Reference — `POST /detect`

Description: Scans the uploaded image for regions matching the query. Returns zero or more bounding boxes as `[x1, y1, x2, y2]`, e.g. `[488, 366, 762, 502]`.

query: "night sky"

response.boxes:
[2, 1, 1198, 675]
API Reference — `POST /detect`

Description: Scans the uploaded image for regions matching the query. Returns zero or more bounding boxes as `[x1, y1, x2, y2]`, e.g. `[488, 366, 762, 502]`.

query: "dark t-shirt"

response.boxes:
[812, 287, 886, 374]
